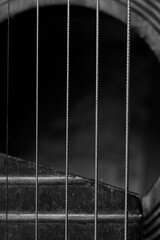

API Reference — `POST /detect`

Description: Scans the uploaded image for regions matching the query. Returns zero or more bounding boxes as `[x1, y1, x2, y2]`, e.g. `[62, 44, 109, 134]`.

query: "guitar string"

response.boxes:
[94, 0, 99, 240]
[35, 0, 39, 239]
[4, 2, 130, 240]
[124, 0, 131, 239]
[6, 0, 10, 239]
[65, 1, 70, 240]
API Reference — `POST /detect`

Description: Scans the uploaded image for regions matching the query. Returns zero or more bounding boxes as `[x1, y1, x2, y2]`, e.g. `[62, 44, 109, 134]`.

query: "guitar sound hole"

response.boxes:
[0, 5, 160, 194]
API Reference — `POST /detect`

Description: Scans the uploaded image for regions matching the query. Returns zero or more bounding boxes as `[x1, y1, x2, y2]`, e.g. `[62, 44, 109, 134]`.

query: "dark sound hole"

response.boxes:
[0, 5, 160, 194]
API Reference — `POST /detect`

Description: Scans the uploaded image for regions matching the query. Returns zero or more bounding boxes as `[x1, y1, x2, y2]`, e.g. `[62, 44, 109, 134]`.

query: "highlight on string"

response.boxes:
[35, 0, 39, 239]
[6, 0, 10, 239]
[94, 0, 100, 240]
[124, 0, 131, 239]
[65, 1, 70, 240]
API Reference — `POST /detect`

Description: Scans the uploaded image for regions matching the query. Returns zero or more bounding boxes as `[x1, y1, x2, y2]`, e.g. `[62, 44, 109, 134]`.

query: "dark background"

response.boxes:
[0, 5, 160, 194]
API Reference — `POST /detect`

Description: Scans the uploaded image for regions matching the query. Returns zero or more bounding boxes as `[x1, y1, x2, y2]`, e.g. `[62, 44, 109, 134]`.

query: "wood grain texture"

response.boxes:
[142, 178, 160, 240]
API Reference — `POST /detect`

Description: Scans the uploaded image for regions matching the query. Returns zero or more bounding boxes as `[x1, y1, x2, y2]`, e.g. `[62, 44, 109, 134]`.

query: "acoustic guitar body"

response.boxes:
[0, 153, 142, 239]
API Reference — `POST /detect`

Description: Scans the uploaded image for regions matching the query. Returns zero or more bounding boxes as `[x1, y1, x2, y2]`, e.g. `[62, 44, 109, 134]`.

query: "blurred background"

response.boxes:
[0, 5, 160, 195]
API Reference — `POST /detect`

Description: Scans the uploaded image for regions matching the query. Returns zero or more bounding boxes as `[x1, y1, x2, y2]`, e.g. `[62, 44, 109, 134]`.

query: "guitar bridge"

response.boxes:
[0, 153, 142, 240]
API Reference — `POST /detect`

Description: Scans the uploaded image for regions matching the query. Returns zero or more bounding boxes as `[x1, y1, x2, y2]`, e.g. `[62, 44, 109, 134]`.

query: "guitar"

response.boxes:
[0, 0, 160, 239]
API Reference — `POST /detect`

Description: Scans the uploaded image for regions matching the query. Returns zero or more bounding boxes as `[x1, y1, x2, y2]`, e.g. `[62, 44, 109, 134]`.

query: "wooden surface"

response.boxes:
[0, 153, 142, 239]
[142, 178, 160, 239]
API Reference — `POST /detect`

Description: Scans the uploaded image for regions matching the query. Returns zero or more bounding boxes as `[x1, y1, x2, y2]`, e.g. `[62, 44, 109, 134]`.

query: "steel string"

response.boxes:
[94, 0, 99, 240]
[124, 0, 131, 239]
[65, 1, 70, 240]
[6, 0, 10, 239]
[35, 0, 39, 239]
